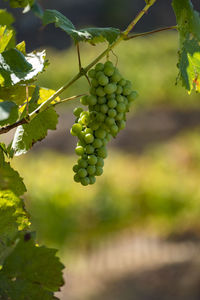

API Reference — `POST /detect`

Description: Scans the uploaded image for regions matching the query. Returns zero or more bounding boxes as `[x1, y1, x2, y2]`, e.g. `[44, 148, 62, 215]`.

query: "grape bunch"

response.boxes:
[70, 61, 137, 186]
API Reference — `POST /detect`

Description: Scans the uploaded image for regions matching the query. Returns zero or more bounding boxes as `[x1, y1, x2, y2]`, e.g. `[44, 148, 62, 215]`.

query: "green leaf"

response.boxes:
[0, 9, 14, 27]
[178, 38, 200, 93]
[0, 85, 35, 106]
[0, 150, 26, 195]
[0, 190, 30, 264]
[172, 0, 200, 93]
[11, 108, 58, 156]
[0, 100, 18, 126]
[0, 235, 64, 299]
[0, 26, 14, 53]
[0, 48, 47, 87]
[42, 9, 120, 45]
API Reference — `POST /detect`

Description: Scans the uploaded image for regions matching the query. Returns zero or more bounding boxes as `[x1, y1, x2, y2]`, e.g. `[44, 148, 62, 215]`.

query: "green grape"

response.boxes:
[100, 104, 108, 114]
[108, 108, 117, 118]
[81, 177, 90, 186]
[73, 164, 79, 172]
[78, 168, 87, 178]
[84, 133, 94, 144]
[71, 60, 137, 185]
[96, 157, 104, 167]
[104, 83, 117, 94]
[87, 165, 96, 175]
[73, 107, 83, 117]
[75, 146, 85, 156]
[108, 99, 117, 108]
[93, 138, 103, 148]
[72, 123, 82, 134]
[97, 146, 107, 158]
[85, 145, 94, 154]
[98, 96, 106, 104]
[89, 176, 96, 185]
[78, 158, 88, 168]
[74, 174, 80, 183]
[96, 86, 106, 97]
[95, 63, 104, 71]
[88, 69, 96, 78]
[80, 95, 88, 105]
[95, 166, 103, 176]
[91, 78, 99, 88]
[95, 128, 106, 139]
[98, 74, 109, 86]
[88, 155, 98, 165]
[116, 103, 126, 113]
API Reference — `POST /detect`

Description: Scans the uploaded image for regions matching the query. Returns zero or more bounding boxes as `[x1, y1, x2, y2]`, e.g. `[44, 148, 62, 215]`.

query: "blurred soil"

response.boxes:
[58, 233, 200, 300]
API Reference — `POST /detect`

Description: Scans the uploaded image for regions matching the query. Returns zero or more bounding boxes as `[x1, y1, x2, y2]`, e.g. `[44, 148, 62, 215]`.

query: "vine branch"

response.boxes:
[124, 25, 177, 40]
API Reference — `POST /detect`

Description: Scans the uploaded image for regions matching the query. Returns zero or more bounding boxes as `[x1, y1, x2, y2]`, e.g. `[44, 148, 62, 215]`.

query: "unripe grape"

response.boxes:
[70, 128, 77, 136]
[98, 96, 106, 104]
[96, 86, 106, 97]
[116, 85, 123, 94]
[96, 112, 105, 123]
[95, 166, 103, 176]
[85, 145, 95, 154]
[88, 155, 98, 165]
[89, 176, 96, 184]
[97, 146, 107, 158]
[75, 146, 85, 156]
[104, 61, 113, 68]
[72, 123, 82, 134]
[118, 79, 126, 86]
[93, 138, 103, 148]
[87, 165, 96, 175]
[88, 69, 96, 78]
[78, 168, 87, 178]
[78, 158, 88, 168]
[108, 108, 117, 118]
[81, 177, 90, 186]
[123, 86, 132, 96]
[110, 124, 119, 135]
[104, 66, 115, 77]
[115, 112, 124, 121]
[91, 78, 99, 88]
[104, 83, 117, 94]
[100, 104, 108, 114]
[118, 120, 126, 130]
[111, 71, 122, 83]
[95, 62, 104, 71]
[74, 174, 80, 183]
[116, 103, 126, 113]
[105, 117, 115, 126]
[96, 157, 104, 167]
[95, 128, 106, 139]
[73, 107, 83, 117]
[84, 133, 94, 144]
[80, 95, 88, 105]
[108, 99, 117, 108]
[127, 91, 138, 102]
[73, 164, 79, 172]
[98, 75, 109, 86]
[90, 87, 96, 95]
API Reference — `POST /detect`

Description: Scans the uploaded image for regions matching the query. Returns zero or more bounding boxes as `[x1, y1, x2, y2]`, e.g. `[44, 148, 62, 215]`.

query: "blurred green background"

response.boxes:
[10, 32, 200, 256]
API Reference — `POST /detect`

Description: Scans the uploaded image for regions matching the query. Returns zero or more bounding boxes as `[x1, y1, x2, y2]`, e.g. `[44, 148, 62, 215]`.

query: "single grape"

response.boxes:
[95, 62, 104, 71]
[73, 107, 83, 117]
[81, 177, 90, 186]
[80, 95, 88, 105]
[107, 99, 117, 108]
[78, 168, 87, 178]
[96, 157, 104, 167]
[93, 138, 103, 148]
[88, 69, 96, 78]
[96, 86, 106, 97]
[85, 145, 95, 154]
[88, 155, 98, 165]
[75, 146, 85, 156]
[78, 158, 88, 168]
[104, 83, 117, 94]
[98, 75, 109, 86]
[73, 164, 79, 172]
[84, 133, 94, 144]
[108, 108, 117, 118]
[74, 174, 80, 183]
[89, 176, 96, 185]
[87, 165, 96, 175]
[97, 146, 107, 158]
[95, 166, 103, 176]
[95, 128, 106, 139]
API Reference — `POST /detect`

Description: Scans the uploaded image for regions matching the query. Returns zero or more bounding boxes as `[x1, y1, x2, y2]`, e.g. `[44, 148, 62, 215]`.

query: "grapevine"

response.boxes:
[71, 61, 137, 185]
[0, 0, 200, 299]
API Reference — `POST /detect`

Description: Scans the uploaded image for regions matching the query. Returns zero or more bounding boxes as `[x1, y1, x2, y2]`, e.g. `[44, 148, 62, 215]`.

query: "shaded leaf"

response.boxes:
[0, 84, 35, 106]
[0, 100, 18, 126]
[0, 190, 30, 264]
[0, 9, 14, 27]
[0, 236, 64, 299]
[0, 149, 26, 195]
[42, 9, 120, 45]
[11, 108, 58, 156]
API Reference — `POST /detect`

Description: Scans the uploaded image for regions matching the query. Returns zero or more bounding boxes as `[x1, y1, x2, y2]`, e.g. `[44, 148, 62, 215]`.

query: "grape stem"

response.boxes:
[124, 25, 178, 40]
[0, 0, 158, 135]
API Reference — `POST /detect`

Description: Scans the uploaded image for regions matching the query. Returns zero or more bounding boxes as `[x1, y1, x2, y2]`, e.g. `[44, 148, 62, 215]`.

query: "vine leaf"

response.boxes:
[0, 234, 64, 299]
[0, 149, 26, 195]
[0, 48, 47, 87]
[0, 190, 30, 264]
[0, 100, 18, 126]
[0, 9, 15, 27]
[42, 9, 120, 45]
[172, 0, 200, 93]
[11, 107, 58, 156]
[0, 26, 14, 53]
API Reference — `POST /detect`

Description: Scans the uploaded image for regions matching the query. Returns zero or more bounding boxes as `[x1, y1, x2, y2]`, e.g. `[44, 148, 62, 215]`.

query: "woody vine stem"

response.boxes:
[0, 0, 177, 135]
